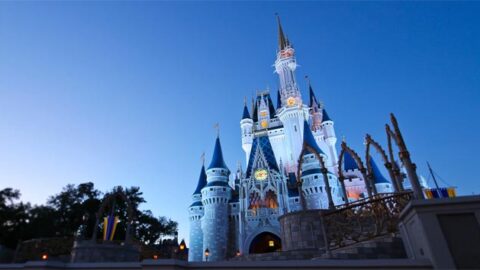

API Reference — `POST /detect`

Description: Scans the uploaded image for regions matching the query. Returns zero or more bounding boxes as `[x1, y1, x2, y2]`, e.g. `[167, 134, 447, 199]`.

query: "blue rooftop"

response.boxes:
[208, 137, 229, 171]
[343, 152, 390, 184]
[189, 201, 203, 207]
[192, 165, 207, 195]
[322, 109, 332, 122]
[246, 136, 279, 178]
[302, 120, 324, 155]
[370, 158, 390, 184]
[309, 84, 319, 108]
[242, 104, 250, 119]
[343, 151, 358, 171]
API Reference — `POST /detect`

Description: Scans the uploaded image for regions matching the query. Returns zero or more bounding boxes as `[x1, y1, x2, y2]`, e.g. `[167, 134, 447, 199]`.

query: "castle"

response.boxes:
[187, 17, 394, 262]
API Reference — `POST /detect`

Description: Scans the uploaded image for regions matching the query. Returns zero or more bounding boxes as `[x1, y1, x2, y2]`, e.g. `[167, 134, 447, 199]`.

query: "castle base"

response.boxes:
[279, 209, 328, 252]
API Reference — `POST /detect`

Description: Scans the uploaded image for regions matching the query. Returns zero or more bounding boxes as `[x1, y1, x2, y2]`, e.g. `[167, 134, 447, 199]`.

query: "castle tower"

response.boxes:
[274, 16, 309, 172]
[300, 121, 342, 209]
[201, 136, 231, 261]
[188, 165, 207, 262]
[240, 102, 253, 164]
[320, 108, 338, 167]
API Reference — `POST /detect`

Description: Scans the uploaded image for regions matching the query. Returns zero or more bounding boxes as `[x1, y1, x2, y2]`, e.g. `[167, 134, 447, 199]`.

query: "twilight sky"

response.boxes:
[0, 1, 479, 243]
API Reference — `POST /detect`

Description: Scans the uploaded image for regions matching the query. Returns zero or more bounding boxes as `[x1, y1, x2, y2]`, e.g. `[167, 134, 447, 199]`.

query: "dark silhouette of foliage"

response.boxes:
[0, 183, 177, 250]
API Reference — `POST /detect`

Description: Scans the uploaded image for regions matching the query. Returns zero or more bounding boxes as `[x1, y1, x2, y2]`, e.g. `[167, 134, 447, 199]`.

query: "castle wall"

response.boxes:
[188, 215, 203, 262]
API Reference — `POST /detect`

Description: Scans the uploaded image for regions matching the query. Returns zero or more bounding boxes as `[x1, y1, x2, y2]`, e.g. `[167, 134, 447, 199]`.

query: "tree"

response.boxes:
[0, 188, 30, 249]
[46, 182, 102, 238]
[0, 183, 178, 250]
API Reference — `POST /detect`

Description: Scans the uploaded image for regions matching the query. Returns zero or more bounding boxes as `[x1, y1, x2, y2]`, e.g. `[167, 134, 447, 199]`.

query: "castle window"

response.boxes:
[294, 125, 297, 132]
[314, 175, 318, 179]
[223, 188, 226, 191]
[295, 198, 299, 202]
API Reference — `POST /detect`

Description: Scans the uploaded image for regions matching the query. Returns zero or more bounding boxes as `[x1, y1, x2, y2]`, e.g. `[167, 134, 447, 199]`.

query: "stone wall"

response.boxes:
[71, 241, 140, 263]
[278, 209, 327, 251]
[399, 195, 480, 269]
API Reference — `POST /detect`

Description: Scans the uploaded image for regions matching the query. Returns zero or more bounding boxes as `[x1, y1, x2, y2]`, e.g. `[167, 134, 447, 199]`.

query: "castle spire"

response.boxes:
[276, 14, 288, 51]
[192, 164, 207, 195]
[208, 136, 229, 171]
[302, 120, 324, 155]
[242, 98, 251, 119]
[308, 80, 320, 109]
[322, 108, 332, 122]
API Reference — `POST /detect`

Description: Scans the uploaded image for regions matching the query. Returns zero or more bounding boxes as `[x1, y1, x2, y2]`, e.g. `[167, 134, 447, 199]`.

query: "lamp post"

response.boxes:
[204, 248, 209, 262]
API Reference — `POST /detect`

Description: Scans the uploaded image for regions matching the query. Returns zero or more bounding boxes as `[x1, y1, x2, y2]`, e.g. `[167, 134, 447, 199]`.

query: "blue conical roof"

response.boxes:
[302, 121, 324, 155]
[343, 151, 358, 171]
[208, 137, 229, 170]
[370, 158, 389, 184]
[245, 136, 279, 178]
[242, 104, 251, 119]
[322, 109, 332, 122]
[192, 165, 207, 195]
[267, 94, 276, 116]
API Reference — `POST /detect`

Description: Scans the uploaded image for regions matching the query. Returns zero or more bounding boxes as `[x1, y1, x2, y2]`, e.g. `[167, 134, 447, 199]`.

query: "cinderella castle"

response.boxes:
[187, 17, 395, 262]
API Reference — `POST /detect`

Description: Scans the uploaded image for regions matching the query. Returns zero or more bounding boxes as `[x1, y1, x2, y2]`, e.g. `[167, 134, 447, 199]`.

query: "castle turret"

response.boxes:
[188, 165, 207, 262]
[240, 102, 253, 164]
[275, 16, 309, 172]
[300, 121, 343, 209]
[320, 108, 338, 167]
[201, 136, 231, 261]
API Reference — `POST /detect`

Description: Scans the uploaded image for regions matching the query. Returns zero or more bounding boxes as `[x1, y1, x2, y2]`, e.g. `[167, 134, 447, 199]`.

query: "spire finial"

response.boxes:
[244, 96, 247, 106]
[342, 135, 346, 143]
[214, 123, 220, 137]
[201, 152, 205, 166]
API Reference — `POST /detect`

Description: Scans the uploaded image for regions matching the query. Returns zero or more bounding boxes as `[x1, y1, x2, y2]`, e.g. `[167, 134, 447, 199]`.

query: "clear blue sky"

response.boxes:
[1, 2, 479, 243]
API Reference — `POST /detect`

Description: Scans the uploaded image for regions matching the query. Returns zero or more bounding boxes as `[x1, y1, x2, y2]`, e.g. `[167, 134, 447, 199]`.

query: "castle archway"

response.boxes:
[248, 232, 281, 254]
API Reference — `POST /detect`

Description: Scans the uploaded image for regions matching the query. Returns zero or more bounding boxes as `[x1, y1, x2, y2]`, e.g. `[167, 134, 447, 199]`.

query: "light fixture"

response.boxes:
[41, 254, 48, 260]
[268, 240, 274, 247]
[204, 248, 210, 262]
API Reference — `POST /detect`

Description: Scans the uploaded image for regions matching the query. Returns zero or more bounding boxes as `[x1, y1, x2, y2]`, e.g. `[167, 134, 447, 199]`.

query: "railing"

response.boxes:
[323, 192, 413, 249]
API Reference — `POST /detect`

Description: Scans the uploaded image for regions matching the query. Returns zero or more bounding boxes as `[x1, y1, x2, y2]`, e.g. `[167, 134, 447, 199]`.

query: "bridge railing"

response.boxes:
[323, 191, 413, 249]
